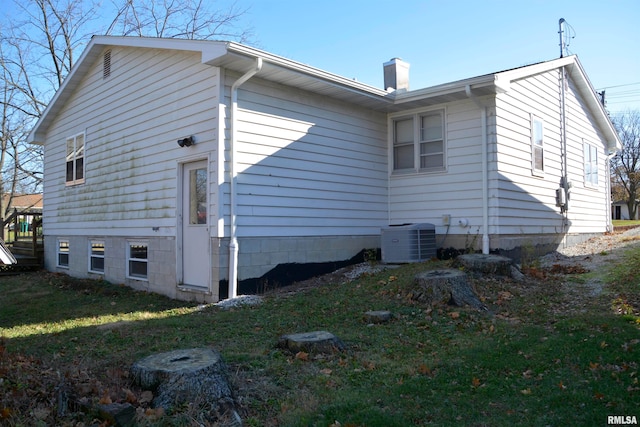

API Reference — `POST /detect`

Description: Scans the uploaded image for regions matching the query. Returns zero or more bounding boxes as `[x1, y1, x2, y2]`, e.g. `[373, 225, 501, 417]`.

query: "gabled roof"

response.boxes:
[2, 193, 43, 211]
[28, 36, 621, 152]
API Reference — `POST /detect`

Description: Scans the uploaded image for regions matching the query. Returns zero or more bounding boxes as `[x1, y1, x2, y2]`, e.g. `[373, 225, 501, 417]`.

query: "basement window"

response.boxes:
[127, 242, 148, 280]
[57, 239, 69, 268]
[89, 240, 105, 274]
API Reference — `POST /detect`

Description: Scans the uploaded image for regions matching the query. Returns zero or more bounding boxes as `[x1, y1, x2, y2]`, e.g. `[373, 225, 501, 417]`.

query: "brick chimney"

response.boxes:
[383, 58, 410, 92]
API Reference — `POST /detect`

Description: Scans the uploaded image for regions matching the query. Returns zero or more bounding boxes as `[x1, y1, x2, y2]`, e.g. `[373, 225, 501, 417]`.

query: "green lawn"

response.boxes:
[1, 247, 639, 426]
[613, 219, 640, 227]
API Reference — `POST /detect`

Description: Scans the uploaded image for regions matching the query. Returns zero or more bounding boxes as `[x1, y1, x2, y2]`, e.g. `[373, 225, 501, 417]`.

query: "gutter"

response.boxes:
[228, 57, 263, 299]
[465, 85, 490, 254]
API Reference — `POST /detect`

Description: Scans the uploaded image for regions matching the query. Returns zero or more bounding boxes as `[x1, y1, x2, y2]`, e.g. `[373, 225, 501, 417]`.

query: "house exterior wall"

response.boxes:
[221, 76, 389, 280]
[493, 67, 611, 250]
[41, 45, 221, 300]
[388, 99, 490, 249]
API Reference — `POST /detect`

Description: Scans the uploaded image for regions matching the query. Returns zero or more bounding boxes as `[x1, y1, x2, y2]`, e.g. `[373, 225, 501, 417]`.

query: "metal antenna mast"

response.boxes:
[558, 18, 574, 58]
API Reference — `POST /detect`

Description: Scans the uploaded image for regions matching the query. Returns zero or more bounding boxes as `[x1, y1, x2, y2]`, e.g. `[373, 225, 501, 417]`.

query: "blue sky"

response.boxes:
[1, 0, 637, 115]
[236, 0, 640, 116]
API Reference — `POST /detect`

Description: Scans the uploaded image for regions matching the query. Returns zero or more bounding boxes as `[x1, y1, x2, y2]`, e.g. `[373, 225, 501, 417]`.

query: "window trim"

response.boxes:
[126, 241, 148, 281]
[583, 140, 599, 188]
[65, 132, 85, 186]
[391, 108, 446, 174]
[57, 239, 69, 268]
[531, 115, 544, 176]
[88, 240, 105, 274]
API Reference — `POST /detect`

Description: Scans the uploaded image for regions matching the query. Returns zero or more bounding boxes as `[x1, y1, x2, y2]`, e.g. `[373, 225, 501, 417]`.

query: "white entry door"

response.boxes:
[181, 160, 210, 289]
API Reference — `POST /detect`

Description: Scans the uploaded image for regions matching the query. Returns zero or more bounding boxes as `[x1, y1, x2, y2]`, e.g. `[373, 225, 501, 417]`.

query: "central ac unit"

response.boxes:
[381, 223, 436, 263]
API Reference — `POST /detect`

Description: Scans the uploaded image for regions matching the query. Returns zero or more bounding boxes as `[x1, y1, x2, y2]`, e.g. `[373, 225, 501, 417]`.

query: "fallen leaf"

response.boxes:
[320, 368, 332, 375]
[123, 388, 137, 403]
[589, 362, 599, 371]
[520, 388, 532, 395]
[419, 364, 432, 376]
[145, 407, 165, 420]
[558, 381, 567, 390]
[139, 390, 153, 404]
[472, 377, 481, 388]
[98, 391, 112, 405]
[0, 408, 12, 419]
[449, 312, 460, 319]
[594, 392, 605, 400]
[295, 351, 309, 361]
[363, 361, 376, 370]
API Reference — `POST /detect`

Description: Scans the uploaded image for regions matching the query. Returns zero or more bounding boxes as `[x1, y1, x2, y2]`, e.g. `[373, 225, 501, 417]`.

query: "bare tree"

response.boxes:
[611, 109, 640, 220]
[0, 0, 252, 222]
[105, 0, 253, 41]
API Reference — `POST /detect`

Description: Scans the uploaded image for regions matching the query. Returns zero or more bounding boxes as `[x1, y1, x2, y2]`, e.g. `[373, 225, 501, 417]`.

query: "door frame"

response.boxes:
[176, 157, 211, 292]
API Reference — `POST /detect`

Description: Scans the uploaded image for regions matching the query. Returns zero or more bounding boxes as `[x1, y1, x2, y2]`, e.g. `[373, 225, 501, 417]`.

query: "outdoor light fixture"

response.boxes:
[177, 136, 194, 147]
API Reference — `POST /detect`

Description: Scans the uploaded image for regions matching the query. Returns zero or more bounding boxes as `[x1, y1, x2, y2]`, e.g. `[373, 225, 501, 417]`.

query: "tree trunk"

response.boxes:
[277, 331, 345, 354]
[412, 269, 487, 310]
[453, 254, 513, 276]
[131, 348, 239, 423]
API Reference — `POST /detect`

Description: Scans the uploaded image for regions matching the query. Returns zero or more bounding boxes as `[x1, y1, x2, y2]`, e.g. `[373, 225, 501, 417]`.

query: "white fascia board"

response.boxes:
[392, 74, 498, 105]
[225, 42, 390, 97]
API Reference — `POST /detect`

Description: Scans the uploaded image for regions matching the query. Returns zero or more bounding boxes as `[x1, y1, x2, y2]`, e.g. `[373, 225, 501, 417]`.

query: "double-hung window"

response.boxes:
[57, 239, 69, 268]
[584, 141, 598, 187]
[531, 116, 544, 175]
[127, 242, 148, 280]
[393, 109, 445, 173]
[89, 240, 105, 274]
[66, 133, 85, 185]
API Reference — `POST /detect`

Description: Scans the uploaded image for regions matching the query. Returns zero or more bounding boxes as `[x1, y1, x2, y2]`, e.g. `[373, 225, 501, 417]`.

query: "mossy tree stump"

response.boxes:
[131, 348, 239, 422]
[412, 269, 486, 310]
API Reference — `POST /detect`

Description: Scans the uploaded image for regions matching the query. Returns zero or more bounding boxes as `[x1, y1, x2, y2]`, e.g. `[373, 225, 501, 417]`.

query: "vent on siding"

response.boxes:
[103, 50, 111, 79]
[381, 223, 436, 263]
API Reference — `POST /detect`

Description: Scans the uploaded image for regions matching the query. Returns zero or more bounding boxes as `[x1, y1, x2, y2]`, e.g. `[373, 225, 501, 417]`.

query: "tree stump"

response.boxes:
[130, 348, 238, 422]
[363, 310, 393, 324]
[453, 254, 513, 276]
[277, 331, 345, 354]
[412, 269, 487, 310]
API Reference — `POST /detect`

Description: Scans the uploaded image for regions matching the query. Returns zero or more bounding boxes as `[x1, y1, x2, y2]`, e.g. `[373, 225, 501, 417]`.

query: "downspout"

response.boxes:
[465, 85, 490, 254]
[228, 57, 263, 299]
[605, 149, 617, 232]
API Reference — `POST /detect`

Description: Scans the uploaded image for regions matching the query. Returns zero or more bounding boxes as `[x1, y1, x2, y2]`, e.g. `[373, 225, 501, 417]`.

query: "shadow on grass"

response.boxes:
[0, 271, 196, 330]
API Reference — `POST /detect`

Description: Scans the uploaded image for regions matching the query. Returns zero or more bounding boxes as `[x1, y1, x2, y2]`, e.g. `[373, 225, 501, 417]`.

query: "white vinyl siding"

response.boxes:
[228, 77, 388, 237]
[389, 101, 484, 228]
[494, 67, 609, 236]
[583, 141, 598, 187]
[41, 47, 220, 237]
